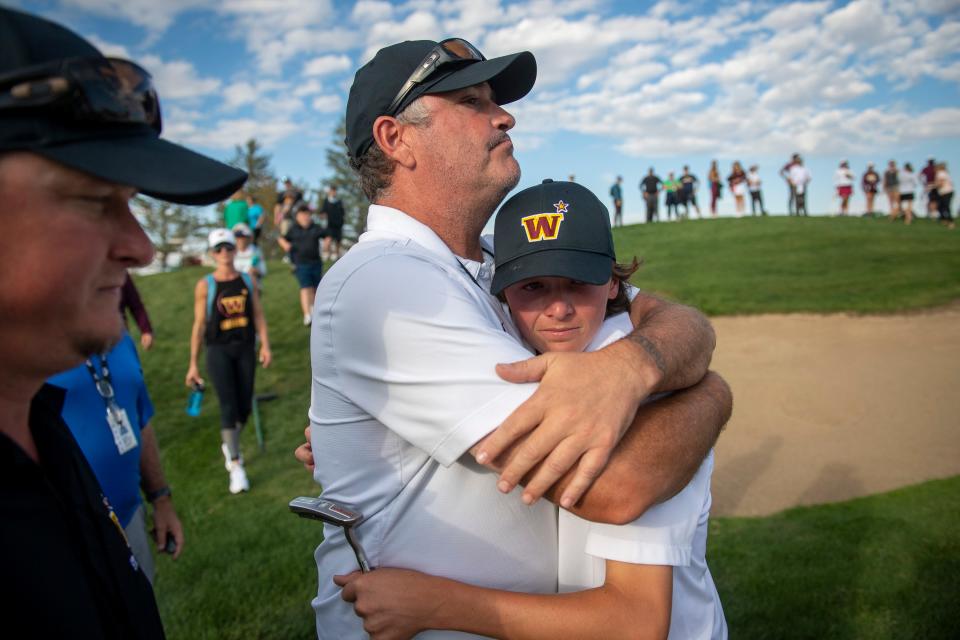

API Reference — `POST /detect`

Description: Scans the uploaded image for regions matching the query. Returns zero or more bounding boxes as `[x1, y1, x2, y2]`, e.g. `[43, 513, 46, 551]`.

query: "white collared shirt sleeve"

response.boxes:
[585, 451, 714, 566]
[319, 251, 536, 467]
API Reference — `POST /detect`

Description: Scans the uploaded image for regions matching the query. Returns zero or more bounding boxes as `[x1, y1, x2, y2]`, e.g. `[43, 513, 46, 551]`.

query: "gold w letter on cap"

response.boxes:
[521, 212, 564, 242]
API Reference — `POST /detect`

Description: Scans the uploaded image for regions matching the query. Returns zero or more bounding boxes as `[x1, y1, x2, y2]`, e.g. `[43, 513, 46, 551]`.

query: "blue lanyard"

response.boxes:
[84, 353, 118, 409]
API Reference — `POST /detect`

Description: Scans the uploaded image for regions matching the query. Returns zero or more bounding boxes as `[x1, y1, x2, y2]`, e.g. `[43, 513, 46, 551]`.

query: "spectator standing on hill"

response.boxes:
[862, 163, 880, 215]
[883, 160, 900, 217]
[708, 160, 722, 217]
[893, 162, 917, 225]
[186, 229, 271, 495]
[789, 158, 812, 216]
[319, 185, 346, 262]
[834, 161, 854, 216]
[934, 162, 955, 229]
[680, 165, 701, 218]
[48, 332, 184, 583]
[747, 164, 767, 216]
[278, 204, 326, 325]
[640, 168, 662, 223]
[223, 189, 248, 230]
[728, 161, 747, 217]
[232, 223, 266, 285]
[247, 195, 265, 245]
[0, 6, 245, 637]
[780, 153, 800, 215]
[920, 158, 938, 219]
[609, 175, 623, 227]
[663, 171, 680, 220]
[121, 273, 155, 351]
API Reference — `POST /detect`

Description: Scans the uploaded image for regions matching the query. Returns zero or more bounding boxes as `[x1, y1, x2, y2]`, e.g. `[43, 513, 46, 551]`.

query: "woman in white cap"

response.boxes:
[185, 228, 271, 494]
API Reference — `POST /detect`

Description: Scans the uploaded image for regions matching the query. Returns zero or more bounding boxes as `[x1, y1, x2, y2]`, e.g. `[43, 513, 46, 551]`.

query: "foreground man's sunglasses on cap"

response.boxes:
[0, 56, 161, 138]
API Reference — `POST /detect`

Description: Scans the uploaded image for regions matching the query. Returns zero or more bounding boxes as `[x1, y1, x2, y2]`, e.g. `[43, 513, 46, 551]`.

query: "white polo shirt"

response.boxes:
[309, 205, 558, 639]
[558, 313, 727, 639]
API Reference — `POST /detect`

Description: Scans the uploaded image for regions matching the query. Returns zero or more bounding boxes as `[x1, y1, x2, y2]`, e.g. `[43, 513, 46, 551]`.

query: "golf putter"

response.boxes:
[289, 496, 372, 572]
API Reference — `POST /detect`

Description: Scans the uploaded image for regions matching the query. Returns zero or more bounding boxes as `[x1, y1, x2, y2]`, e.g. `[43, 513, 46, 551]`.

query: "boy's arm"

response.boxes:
[335, 561, 671, 640]
[475, 294, 717, 509]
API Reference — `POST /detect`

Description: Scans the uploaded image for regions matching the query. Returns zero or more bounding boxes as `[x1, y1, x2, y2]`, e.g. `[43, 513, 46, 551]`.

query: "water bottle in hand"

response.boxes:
[186, 383, 205, 417]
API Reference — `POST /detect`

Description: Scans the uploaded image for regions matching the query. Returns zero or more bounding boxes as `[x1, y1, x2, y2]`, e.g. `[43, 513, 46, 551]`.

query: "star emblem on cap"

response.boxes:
[553, 200, 569, 214]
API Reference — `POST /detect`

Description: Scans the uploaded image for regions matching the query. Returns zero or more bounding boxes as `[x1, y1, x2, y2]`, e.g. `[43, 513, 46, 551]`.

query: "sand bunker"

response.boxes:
[709, 306, 960, 517]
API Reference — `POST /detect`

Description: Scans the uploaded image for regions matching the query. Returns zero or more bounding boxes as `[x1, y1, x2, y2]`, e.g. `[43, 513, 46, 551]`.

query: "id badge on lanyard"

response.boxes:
[86, 355, 138, 455]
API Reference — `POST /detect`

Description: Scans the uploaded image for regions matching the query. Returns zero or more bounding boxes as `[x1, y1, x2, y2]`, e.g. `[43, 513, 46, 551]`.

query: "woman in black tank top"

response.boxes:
[185, 228, 271, 494]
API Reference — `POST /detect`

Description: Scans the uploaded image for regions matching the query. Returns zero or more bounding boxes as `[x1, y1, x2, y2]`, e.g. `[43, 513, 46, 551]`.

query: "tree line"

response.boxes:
[135, 118, 365, 270]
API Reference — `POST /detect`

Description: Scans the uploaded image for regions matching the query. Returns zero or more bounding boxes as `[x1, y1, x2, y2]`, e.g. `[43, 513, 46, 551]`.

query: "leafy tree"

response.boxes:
[227, 138, 280, 257]
[134, 196, 211, 270]
[322, 117, 368, 235]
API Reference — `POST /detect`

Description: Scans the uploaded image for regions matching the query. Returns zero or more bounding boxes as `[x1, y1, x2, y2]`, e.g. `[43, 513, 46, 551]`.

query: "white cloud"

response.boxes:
[311, 95, 343, 112]
[167, 115, 299, 149]
[62, 0, 206, 32]
[293, 79, 326, 97]
[759, 1, 831, 31]
[222, 82, 258, 110]
[139, 55, 221, 100]
[302, 54, 353, 77]
[85, 36, 132, 59]
[352, 1, 394, 23]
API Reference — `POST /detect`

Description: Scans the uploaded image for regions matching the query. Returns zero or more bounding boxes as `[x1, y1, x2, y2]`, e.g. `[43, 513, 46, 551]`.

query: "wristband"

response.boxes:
[145, 486, 172, 503]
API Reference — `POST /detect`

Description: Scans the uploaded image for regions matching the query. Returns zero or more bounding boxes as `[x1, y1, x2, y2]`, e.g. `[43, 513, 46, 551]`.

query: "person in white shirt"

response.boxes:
[788, 159, 812, 216]
[747, 164, 767, 216]
[302, 39, 731, 639]
[892, 162, 917, 225]
[335, 180, 727, 640]
[230, 223, 266, 285]
[834, 160, 854, 216]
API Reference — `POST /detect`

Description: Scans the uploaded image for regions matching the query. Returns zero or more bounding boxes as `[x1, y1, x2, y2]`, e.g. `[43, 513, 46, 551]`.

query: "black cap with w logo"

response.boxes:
[491, 179, 616, 296]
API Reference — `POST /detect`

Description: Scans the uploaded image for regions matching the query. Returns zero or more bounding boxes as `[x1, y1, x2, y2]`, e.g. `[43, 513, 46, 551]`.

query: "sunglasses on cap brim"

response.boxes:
[0, 56, 162, 134]
[213, 243, 236, 253]
[386, 38, 485, 116]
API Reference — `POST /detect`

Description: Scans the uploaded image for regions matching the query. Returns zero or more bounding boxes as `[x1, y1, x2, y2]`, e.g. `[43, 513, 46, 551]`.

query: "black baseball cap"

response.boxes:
[491, 179, 616, 296]
[0, 7, 246, 205]
[345, 40, 536, 159]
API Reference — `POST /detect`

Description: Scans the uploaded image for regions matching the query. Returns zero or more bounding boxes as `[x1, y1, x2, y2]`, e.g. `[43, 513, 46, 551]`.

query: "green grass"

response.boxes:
[133, 216, 960, 638]
[137, 263, 319, 639]
[710, 476, 960, 640]
[615, 215, 960, 315]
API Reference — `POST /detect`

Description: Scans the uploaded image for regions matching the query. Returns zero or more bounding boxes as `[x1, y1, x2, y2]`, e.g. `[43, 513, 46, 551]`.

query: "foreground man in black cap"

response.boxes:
[0, 8, 245, 638]
[307, 39, 730, 637]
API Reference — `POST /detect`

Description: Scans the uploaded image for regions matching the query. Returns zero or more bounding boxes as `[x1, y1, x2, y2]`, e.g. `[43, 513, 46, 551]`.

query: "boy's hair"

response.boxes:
[607, 257, 641, 316]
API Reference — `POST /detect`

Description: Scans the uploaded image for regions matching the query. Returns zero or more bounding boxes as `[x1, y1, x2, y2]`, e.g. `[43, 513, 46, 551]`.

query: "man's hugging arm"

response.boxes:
[473, 293, 729, 521]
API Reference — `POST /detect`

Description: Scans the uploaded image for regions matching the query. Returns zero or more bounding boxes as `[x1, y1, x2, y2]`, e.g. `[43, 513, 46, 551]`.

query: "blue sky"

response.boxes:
[16, 0, 960, 222]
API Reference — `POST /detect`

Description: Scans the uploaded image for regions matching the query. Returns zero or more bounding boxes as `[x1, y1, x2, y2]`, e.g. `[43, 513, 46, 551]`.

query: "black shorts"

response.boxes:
[327, 225, 343, 242]
[929, 189, 940, 204]
[900, 193, 914, 202]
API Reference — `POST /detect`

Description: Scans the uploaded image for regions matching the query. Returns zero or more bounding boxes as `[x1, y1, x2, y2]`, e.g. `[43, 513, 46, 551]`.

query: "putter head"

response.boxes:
[289, 496, 362, 527]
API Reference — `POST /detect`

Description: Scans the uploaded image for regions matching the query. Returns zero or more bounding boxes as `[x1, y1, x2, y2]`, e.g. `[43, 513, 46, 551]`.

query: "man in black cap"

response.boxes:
[0, 7, 245, 638]
[308, 38, 729, 637]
